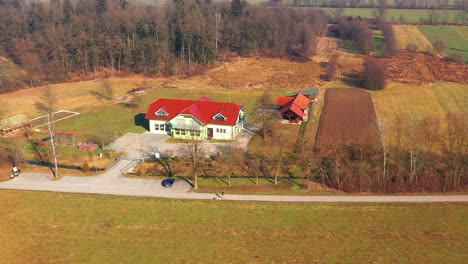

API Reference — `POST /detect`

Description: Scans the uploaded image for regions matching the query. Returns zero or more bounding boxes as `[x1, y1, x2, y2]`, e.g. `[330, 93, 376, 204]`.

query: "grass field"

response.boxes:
[393, 25, 434, 51]
[418, 26, 468, 61]
[371, 82, 468, 143]
[322, 8, 463, 24]
[56, 87, 262, 143]
[0, 190, 466, 263]
[373, 30, 385, 55]
[197, 177, 338, 195]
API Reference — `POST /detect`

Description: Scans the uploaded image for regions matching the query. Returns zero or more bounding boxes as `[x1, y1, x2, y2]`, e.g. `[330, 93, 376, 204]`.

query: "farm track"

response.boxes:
[315, 88, 381, 148]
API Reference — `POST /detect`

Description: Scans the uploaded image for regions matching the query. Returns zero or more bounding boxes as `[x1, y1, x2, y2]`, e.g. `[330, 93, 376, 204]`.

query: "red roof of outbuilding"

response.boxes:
[279, 93, 311, 117]
[145, 97, 243, 126]
[276, 96, 294, 106]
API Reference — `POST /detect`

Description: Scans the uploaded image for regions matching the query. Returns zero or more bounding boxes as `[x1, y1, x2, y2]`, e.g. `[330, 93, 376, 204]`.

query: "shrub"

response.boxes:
[433, 40, 446, 53]
[82, 162, 90, 172]
[327, 54, 339, 81]
[363, 58, 386, 90]
[406, 43, 418, 52]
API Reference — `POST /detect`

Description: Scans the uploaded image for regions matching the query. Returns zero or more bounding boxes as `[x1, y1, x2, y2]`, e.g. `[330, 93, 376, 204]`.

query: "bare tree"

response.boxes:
[34, 85, 59, 178]
[91, 78, 114, 101]
[182, 130, 204, 189]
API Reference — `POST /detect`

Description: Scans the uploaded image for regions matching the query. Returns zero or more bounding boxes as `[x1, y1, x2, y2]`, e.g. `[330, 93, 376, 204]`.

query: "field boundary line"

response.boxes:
[32, 110, 80, 129]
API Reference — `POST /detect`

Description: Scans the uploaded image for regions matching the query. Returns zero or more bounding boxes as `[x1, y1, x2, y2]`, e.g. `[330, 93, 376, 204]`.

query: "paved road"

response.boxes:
[0, 160, 467, 202]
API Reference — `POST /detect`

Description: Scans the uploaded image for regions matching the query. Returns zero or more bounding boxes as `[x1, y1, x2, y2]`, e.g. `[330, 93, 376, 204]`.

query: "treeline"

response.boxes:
[137, 112, 467, 193]
[276, 0, 467, 10]
[337, 17, 375, 54]
[0, 0, 327, 93]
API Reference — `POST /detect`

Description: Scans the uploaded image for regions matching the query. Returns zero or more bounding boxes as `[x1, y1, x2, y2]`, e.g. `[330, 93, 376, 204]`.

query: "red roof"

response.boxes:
[276, 96, 294, 106]
[145, 96, 243, 126]
[279, 93, 311, 118]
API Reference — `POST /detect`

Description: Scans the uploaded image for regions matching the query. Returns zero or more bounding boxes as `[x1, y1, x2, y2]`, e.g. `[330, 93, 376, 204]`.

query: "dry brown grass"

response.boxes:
[393, 25, 433, 52]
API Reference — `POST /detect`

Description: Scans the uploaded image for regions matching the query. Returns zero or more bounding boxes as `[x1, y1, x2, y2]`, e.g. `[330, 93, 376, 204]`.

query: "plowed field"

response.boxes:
[315, 88, 381, 148]
[378, 51, 468, 84]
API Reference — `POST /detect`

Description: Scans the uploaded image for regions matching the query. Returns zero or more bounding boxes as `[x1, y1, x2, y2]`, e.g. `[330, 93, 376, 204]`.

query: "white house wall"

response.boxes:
[207, 124, 237, 140]
[149, 120, 168, 134]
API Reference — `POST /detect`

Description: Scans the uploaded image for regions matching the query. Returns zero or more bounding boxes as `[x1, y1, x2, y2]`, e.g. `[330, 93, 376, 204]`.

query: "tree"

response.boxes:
[91, 78, 114, 100]
[95, 0, 107, 17]
[327, 54, 339, 81]
[363, 58, 386, 90]
[34, 85, 59, 178]
[182, 130, 204, 190]
[230, 0, 246, 18]
[256, 91, 276, 139]
[373, 0, 388, 17]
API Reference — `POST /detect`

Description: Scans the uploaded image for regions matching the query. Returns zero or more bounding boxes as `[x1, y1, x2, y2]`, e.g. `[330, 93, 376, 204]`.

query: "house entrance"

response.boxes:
[207, 128, 213, 139]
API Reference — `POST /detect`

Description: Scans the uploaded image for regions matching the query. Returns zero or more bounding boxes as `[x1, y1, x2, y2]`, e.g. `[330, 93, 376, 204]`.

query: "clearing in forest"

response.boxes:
[393, 25, 433, 51]
[315, 88, 381, 148]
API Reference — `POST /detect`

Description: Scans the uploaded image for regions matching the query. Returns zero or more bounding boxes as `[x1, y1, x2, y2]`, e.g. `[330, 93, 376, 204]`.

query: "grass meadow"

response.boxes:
[418, 26, 468, 61]
[0, 190, 466, 263]
[393, 25, 434, 51]
[322, 8, 463, 24]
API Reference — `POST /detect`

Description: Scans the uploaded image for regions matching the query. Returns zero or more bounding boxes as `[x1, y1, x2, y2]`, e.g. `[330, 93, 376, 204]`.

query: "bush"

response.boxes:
[327, 54, 339, 81]
[81, 162, 90, 172]
[363, 58, 386, 90]
[406, 43, 418, 52]
[433, 40, 446, 53]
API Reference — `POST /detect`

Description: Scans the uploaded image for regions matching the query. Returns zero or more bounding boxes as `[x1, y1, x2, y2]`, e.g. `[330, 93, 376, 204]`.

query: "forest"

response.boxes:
[0, 0, 327, 92]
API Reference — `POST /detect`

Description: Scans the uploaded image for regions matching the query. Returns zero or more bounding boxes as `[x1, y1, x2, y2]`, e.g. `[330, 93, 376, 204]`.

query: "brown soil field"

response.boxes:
[315, 88, 381, 148]
[378, 51, 468, 84]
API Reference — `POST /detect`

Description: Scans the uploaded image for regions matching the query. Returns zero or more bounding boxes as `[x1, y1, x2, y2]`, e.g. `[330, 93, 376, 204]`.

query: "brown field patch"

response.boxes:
[315, 37, 338, 54]
[204, 57, 324, 90]
[315, 88, 381, 148]
[378, 51, 468, 84]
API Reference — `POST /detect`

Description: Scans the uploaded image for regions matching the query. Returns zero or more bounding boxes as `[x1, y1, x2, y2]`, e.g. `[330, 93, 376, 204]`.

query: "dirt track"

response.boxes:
[315, 88, 381, 148]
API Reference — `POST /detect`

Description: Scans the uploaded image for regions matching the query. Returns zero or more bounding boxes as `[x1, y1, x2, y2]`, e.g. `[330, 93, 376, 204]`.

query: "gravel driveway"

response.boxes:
[107, 131, 253, 159]
[0, 159, 191, 195]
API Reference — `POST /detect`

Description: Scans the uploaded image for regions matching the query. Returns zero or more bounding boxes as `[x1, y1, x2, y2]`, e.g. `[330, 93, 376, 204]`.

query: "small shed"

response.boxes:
[0, 114, 32, 136]
[55, 131, 76, 146]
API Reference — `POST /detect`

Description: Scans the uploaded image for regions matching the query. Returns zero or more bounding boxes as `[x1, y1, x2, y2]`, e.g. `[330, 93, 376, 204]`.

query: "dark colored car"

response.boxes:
[161, 178, 175, 188]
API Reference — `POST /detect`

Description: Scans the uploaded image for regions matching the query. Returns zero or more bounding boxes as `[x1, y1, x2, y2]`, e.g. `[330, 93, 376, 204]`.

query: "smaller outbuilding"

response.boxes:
[0, 114, 32, 136]
[276, 93, 313, 123]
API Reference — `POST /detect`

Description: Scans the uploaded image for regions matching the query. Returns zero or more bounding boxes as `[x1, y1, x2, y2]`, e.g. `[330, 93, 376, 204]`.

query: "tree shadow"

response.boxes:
[342, 72, 363, 88]
[134, 113, 149, 131]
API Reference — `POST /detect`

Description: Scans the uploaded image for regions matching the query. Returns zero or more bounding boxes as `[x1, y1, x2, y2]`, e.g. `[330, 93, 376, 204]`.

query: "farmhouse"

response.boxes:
[145, 96, 246, 140]
[276, 93, 312, 123]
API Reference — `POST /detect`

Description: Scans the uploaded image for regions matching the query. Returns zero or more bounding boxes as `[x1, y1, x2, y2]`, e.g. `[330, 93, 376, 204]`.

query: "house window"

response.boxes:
[181, 130, 186, 135]
[213, 113, 226, 121]
[175, 129, 180, 135]
[155, 109, 168, 116]
[155, 124, 165, 131]
[216, 128, 226, 133]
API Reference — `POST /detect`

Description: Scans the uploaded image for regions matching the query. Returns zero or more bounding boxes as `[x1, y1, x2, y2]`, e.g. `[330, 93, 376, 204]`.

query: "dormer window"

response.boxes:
[212, 112, 226, 121]
[155, 109, 168, 116]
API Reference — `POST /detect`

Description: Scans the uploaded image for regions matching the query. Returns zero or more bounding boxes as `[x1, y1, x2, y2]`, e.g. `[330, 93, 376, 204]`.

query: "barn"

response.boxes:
[276, 93, 312, 123]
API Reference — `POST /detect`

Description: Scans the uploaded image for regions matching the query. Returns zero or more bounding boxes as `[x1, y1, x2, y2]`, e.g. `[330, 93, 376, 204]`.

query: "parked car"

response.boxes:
[161, 178, 175, 188]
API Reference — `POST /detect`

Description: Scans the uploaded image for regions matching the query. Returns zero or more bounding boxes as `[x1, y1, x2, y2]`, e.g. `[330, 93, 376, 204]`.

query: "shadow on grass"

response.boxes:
[288, 178, 302, 187]
[134, 113, 149, 131]
[218, 178, 229, 186]
[247, 177, 256, 184]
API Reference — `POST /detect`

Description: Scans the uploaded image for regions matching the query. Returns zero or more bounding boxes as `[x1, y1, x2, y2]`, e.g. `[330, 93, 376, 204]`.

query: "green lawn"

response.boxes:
[322, 8, 463, 24]
[373, 30, 385, 55]
[197, 177, 339, 195]
[418, 26, 468, 61]
[0, 190, 466, 263]
[57, 88, 262, 143]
